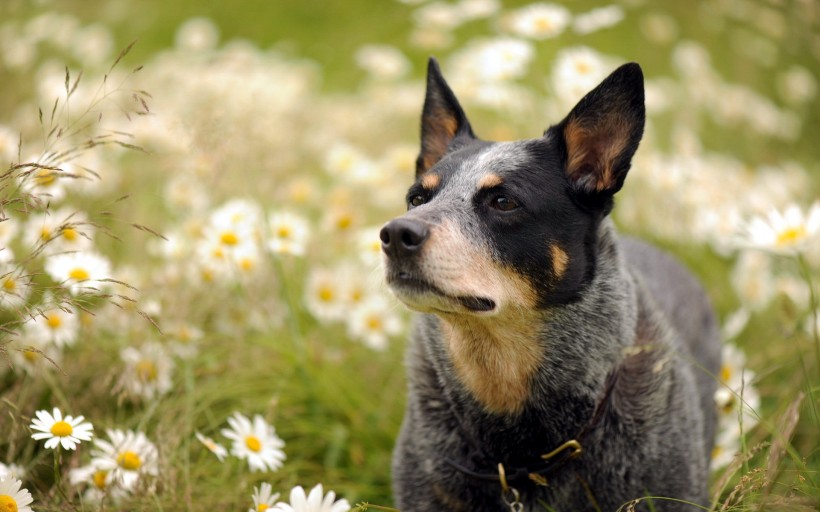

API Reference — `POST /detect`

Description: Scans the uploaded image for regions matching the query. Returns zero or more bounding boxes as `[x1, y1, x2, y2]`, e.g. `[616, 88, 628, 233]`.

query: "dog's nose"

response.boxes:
[380, 218, 429, 258]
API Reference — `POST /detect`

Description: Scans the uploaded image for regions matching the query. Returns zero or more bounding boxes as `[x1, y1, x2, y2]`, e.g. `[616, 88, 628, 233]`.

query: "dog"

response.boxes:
[380, 58, 721, 511]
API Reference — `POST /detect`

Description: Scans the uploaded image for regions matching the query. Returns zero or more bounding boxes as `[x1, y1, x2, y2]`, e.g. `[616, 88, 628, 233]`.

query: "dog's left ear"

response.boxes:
[416, 57, 475, 177]
[547, 62, 645, 202]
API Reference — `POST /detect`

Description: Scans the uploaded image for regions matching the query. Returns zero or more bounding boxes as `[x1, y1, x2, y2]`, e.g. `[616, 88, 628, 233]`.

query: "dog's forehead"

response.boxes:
[439, 140, 535, 193]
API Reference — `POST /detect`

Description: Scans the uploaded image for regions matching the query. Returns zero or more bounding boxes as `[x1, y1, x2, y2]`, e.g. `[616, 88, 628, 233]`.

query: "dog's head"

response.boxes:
[381, 58, 645, 317]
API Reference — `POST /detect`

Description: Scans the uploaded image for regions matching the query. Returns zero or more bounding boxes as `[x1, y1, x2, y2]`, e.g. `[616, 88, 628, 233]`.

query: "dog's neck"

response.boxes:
[428, 221, 638, 418]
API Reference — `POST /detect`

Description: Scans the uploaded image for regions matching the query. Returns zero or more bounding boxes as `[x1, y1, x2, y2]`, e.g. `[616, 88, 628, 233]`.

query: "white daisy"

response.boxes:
[68, 461, 126, 503]
[451, 37, 534, 83]
[508, 3, 571, 40]
[195, 432, 228, 462]
[355, 45, 410, 81]
[304, 268, 347, 323]
[9, 337, 63, 374]
[30, 407, 94, 450]
[119, 343, 175, 402]
[736, 201, 820, 255]
[250, 482, 280, 512]
[44, 251, 112, 295]
[0, 215, 18, 247]
[0, 262, 32, 310]
[273, 484, 350, 512]
[0, 478, 33, 512]
[550, 46, 609, 106]
[19, 158, 68, 203]
[23, 208, 95, 255]
[730, 251, 775, 312]
[711, 423, 741, 470]
[21, 210, 65, 251]
[165, 321, 204, 359]
[321, 206, 359, 235]
[267, 211, 311, 257]
[346, 298, 403, 351]
[90, 429, 159, 491]
[714, 343, 761, 433]
[23, 300, 79, 348]
[0, 463, 25, 480]
[357, 227, 385, 269]
[0, 124, 18, 163]
[572, 5, 624, 35]
[221, 412, 286, 473]
[175, 16, 220, 52]
[413, 2, 465, 31]
[323, 143, 372, 183]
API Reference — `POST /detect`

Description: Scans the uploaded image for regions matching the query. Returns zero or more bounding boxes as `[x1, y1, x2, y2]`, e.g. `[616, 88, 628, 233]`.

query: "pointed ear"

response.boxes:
[416, 57, 475, 177]
[547, 62, 645, 200]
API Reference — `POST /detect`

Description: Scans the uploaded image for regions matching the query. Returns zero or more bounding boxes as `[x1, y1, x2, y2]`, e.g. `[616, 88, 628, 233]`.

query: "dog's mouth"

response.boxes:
[386, 271, 497, 314]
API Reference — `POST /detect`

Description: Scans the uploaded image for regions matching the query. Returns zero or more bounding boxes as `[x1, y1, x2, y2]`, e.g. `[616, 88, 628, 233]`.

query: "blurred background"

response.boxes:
[0, 0, 818, 510]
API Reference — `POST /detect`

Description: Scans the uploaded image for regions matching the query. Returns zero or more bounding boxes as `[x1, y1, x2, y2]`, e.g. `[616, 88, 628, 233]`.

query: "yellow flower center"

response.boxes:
[136, 360, 158, 382]
[35, 169, 57, 187]
[318, 286, 335, 303]
[0, 495, 18, 512]
[3, 278, 16, 291]
[177, 327, 192, 342]
[220, 231, 239, 246]
[69, 267, 90, 280]
[535, 17, 554, 32]
[258, 504, 270, 512]
[40, 227, 52, 241]
[46, 313, 62, 329]
[277, 226, 292, 239]
[775, 226, 806, 247]
[720, 394, 736, 414]
[335, 214, 353, 231]
[117, 450, 142, 470]
[50, 420, 73, 437]
[245, 435, 262, 452]
[62, 227, 78, 241]
[23, 349, 39, 362]
[367, 316, 383, 331]
[575, 60, 592, 75]
[720, 365, 731, 383]
[92, 470, 109, 490]
[711, 445, 723, 459]
[239, 258, 254, 271]
[350, 289, 363, 303]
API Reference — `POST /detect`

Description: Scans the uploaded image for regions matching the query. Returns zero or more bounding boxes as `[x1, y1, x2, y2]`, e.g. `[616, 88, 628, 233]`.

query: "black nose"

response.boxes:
[380, 218, 429, 258]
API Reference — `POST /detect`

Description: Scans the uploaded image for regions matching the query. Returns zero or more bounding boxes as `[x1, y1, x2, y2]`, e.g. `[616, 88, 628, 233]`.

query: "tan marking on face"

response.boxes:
[477, 173, 503, 190]
[563, 116, 629, 192]
[418, 220, 538, 311]
[420, 172, 441, 190]
[550, 243, 569, 280]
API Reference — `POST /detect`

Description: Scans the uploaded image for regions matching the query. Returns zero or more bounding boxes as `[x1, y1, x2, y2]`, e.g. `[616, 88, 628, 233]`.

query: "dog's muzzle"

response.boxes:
[380, 217, 497, 314]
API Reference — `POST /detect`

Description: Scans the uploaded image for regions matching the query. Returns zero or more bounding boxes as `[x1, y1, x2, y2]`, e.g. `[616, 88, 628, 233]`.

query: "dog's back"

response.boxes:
[621, 236, 721, 460]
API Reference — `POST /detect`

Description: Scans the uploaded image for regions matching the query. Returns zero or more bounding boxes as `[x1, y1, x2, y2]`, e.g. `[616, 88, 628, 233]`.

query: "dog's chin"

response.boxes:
[386, 274, 497, 315]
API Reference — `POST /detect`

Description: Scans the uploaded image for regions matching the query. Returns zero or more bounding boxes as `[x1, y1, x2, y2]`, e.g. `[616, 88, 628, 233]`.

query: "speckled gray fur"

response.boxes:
[391, 223, 720, 511]
[386, 60, 721, 511]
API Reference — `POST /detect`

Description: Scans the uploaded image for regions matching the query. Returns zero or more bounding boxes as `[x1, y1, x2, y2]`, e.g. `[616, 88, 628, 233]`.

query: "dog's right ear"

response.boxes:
[416, 57, 475, 177]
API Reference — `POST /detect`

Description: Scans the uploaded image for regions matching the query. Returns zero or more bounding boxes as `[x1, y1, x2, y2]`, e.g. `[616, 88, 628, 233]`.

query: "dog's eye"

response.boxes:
[491, 196, 519, 211]
[408, 195, 426, 208]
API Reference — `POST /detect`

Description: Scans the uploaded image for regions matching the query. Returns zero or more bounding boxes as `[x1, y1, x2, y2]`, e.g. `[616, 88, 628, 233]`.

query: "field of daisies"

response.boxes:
[0, 0, 818, 510]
